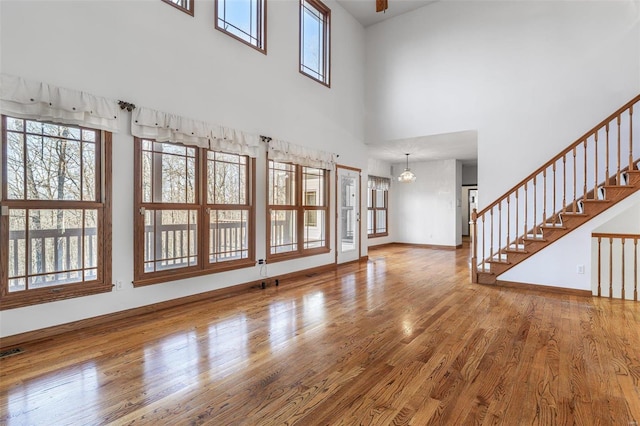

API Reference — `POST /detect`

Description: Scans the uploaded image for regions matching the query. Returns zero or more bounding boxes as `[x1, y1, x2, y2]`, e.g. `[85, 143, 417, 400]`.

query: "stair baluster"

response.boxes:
[471, 94, 640, 284]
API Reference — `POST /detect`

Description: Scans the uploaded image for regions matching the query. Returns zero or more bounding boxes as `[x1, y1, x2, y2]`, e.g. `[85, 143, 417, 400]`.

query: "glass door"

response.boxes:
[336, 166, 360, 264]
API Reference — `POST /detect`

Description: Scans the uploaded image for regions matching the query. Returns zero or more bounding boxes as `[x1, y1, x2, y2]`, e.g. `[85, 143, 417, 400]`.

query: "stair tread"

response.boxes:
[505, 249, 528, 254]
[602, 184, 635, 189]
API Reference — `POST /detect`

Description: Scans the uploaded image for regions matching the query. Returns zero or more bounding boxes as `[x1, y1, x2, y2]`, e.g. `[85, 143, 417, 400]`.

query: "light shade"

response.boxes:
[397, 153, 416, 183]
[398, 169, 416, 183]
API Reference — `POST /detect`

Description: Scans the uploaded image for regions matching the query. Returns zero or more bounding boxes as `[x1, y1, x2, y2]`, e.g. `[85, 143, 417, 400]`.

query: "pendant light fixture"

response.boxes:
[398, 153, 416, 183]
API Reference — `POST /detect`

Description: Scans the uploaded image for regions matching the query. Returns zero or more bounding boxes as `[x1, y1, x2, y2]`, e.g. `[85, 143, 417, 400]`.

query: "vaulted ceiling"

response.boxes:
[337, 0, 436, 27]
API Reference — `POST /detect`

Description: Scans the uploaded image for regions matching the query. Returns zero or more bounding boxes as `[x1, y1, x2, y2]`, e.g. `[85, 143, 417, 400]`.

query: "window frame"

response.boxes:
[162, 0, 194, 16]
[215, 0, 267, 54]
[367, 180, 388, 239]
[133, 138, 255, 287]
[267, 160, 330, 262]
[0, 115, 113, 310]
[299, 0, 331, 87]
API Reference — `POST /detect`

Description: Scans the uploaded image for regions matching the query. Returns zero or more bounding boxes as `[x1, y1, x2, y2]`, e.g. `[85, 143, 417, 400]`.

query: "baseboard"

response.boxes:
[493, 280, 592, 297]
[368, 243, 396, 250]
[0, 263, 337, 350]
[391, 242, 461, 251]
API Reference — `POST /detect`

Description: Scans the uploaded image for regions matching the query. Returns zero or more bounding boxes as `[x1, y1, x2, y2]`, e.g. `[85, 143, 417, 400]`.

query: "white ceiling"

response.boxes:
[367, 130, 478, 165]
[337, 0, 436, 27]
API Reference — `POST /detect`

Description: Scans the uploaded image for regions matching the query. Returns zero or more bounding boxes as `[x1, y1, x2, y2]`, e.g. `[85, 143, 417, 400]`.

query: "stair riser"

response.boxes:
[478, 178, 639, 280]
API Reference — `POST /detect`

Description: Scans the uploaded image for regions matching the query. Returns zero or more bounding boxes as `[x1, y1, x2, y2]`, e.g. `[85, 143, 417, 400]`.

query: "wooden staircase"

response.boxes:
[471, 95, 640, 285]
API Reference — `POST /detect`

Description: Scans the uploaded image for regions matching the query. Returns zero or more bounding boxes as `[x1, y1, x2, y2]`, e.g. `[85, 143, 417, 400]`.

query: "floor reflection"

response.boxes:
[143, 330, 199, 388]
[302, 291, 326, 327]
[6, 362, 98, 425]
[206, 314, 249, 380]
[269, 300, 297, 352]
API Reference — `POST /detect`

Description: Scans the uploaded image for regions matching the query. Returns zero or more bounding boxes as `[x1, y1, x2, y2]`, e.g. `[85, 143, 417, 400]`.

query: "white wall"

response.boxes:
[391, 159, 461, 247]
[365, 0, 640, 209]
[593, 203, 640, 234]
[0, 0, 367, 337]
[499, 192, 640, 290]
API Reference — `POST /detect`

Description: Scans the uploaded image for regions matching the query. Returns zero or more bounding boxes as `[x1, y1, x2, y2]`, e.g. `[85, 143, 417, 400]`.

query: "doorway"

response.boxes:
[462, 186, 478, 237]
[336, 166, 361, 264]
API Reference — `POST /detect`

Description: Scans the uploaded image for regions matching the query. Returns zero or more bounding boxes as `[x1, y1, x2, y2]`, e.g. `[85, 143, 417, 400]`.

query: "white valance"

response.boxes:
[267, 138, 336, 170]
[131, 107, 260, 157]
[368, 176, 391, 191]
[0, 74, 120, 132]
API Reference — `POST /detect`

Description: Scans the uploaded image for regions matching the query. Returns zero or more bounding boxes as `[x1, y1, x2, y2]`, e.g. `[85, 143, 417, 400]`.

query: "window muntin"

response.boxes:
[300, 0, 330, 86]
[135, 139, 254, 285]
[2, 116, 111, 308]
[162, 0, 194, 16]
[216, 0, 266, 53]
[268, 160, 328, 260]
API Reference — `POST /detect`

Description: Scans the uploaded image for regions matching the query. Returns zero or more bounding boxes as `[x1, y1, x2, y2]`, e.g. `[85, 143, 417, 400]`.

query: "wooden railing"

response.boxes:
[143, 221, 252, 271]
[8, 227, 97, 290]
[592, 233, 639, 300]
[471, 94, 640, 280]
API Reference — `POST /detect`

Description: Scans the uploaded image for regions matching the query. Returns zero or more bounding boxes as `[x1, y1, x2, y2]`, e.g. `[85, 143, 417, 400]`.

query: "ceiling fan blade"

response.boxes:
[376, 0, 388, 13]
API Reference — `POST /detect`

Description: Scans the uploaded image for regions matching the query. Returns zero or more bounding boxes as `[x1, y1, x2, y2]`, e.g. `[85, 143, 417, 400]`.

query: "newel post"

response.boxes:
[471, 208, 478, 283]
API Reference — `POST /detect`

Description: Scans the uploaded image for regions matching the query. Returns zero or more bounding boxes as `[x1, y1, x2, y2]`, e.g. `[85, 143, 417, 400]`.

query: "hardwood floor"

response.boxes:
[1, 244, 639, 425]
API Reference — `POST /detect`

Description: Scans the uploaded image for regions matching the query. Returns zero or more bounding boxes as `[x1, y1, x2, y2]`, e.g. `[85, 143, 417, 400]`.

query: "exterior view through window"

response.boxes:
[216, 0, 266, 52]
[1, 115, 112, 308]
[134, 138, 254, 285]
[268, 160, 329, 260]
[300, 0, 330, 86]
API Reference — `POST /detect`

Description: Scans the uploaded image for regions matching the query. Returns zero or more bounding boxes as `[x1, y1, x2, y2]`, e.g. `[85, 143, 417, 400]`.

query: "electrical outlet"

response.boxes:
[258, 259, 265, 264]
[576, 264, 585, 274]
[116, 280, 124, 291]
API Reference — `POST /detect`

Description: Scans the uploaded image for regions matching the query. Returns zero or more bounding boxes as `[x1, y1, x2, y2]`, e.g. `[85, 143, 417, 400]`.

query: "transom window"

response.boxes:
[1, 115, 112, 309]
[215, 0, 266, 53]
[162, 0, 194, 16]
[367, 176, 389, 238]
[268, 160, 329, 260]
[162, 0, 195, 16]
[299, 0, 330, 86]
[134, 138, 254, 285]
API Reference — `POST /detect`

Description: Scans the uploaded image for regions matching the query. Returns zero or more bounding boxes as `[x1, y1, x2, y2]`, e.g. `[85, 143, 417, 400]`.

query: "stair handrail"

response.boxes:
[475, 94, 640, 218]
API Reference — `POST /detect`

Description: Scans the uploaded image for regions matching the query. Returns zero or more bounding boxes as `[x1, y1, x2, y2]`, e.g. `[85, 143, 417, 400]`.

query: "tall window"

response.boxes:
[1, 116, 112, 309]
[299, 0, 330, 86]
[216, 0, 266, 53]
[367, 176, 389, 238]
[134, 139, 254, 285]
[162, 0, 194, 16]
[268, 160, 329, 260]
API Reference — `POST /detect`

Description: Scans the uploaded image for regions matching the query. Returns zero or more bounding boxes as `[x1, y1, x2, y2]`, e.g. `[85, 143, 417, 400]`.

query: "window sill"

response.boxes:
[0, 281, 113, 310]
[368, 233, 389, 239]
[267, 247, 331, 264]
[133, 259, 256, 287]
